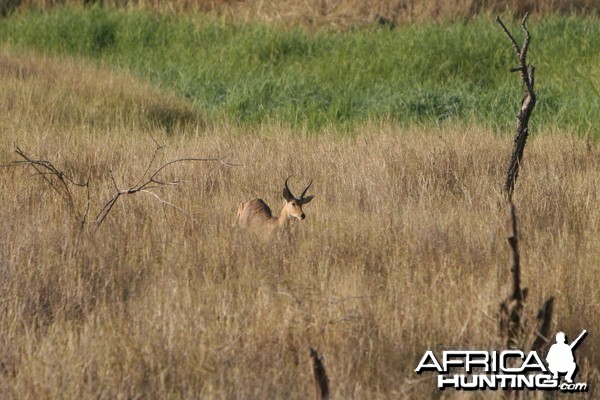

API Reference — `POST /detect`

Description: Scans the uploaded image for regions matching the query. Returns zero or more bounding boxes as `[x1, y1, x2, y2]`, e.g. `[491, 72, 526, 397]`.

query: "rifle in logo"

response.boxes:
[546, 330, 587, 383]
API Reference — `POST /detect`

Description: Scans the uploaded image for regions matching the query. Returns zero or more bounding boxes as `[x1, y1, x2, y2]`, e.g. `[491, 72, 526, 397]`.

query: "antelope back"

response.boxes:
[237, 199, 275, 226]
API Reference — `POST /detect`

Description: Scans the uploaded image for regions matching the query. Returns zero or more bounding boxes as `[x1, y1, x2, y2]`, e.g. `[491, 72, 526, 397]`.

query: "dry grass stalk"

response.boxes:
[5, 0, 600, 27]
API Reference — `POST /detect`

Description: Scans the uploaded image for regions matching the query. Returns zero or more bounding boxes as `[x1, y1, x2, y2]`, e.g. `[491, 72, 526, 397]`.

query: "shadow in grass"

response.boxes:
[145, 104, 204, 133]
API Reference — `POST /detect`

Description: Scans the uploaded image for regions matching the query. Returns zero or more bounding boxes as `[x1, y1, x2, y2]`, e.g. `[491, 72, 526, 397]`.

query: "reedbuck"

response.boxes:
[237, 177, 314, 235]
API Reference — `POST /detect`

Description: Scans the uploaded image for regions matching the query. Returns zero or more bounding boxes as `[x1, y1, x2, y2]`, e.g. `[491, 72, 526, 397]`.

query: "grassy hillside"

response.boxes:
[1, 48, 599, 399]
[1, 8, 599, 134]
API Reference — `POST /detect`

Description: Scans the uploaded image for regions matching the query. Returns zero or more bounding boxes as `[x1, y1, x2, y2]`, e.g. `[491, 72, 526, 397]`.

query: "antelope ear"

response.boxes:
[283, 187, 294, 201]
[301, 195, 314, 204]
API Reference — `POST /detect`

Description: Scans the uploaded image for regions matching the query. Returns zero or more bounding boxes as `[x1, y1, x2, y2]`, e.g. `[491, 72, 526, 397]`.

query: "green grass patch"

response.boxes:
[1, 7, 598, 135]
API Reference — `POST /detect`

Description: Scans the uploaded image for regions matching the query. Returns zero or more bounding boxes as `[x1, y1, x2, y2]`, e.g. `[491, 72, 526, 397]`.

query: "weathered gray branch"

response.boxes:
[496, 13, 537, 199]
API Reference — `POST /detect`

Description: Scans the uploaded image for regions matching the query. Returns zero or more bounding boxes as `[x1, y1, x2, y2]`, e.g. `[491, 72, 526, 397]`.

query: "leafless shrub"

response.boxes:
[94, 138, 237, 231]
[1, 146, 91, 228]
[1, 139, 237, 233]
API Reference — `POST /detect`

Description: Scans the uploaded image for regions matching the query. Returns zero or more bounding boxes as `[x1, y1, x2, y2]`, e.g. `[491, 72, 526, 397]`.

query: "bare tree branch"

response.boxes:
[1, 146, 90, 225]
[93, 141, 238, 231]
[141, 190, 201, 225]
[496, 13, 537, 199]
[1, 139, 239, 233]
[495, 15, 522, 56]
[133, 138, 165, 189]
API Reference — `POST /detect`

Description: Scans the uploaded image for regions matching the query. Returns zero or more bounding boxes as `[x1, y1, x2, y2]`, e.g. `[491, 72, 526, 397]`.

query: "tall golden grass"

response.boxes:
[7, 0, 600, 26]
[1, 49, 599, 398]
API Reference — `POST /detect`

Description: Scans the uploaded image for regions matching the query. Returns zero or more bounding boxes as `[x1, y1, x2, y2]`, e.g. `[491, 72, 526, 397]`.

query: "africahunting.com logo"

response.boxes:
[415, 330, 588, 393]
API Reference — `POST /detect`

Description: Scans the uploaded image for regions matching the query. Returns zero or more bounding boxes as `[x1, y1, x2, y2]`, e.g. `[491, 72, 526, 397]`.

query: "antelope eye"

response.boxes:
[291, 202, 296, 206]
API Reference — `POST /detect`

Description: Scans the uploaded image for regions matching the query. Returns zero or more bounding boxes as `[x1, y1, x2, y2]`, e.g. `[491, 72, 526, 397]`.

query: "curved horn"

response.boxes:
[284, 175, 296, 198]
[300, 179, 312, 199]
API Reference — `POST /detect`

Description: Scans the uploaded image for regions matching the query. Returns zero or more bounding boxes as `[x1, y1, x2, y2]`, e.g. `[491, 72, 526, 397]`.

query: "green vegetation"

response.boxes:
[0, 8, 598, 134]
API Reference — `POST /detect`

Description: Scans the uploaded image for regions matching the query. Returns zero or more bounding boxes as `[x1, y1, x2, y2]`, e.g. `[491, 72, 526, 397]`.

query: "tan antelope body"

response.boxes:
[237, 177, 314, 236]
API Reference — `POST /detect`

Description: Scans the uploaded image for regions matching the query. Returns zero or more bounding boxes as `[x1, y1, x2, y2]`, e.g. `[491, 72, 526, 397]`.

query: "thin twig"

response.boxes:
[93, 144, 237, 231]
[519, 13, 531, 71]
[141, 190, 201, 225]
[495, 15, 521, 56]
[150, 156, 240, 181]
[133, 140, 164, 189]
[2, 147, 90, 225]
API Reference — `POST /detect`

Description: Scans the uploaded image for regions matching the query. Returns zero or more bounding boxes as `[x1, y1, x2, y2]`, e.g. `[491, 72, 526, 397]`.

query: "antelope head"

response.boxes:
[281, 176, 314, 221]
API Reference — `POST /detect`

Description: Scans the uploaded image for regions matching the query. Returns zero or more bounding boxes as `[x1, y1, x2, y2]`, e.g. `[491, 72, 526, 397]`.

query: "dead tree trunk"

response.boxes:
[496, 15, 554, 373]
[499, 201, 527, 350]
[496, 13, 537, 199]
[309, 348, 329, 400]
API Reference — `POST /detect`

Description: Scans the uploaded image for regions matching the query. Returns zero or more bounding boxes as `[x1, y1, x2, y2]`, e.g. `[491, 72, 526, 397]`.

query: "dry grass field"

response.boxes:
[1, 50, 599, 398]
[7, 0, 600, 26]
